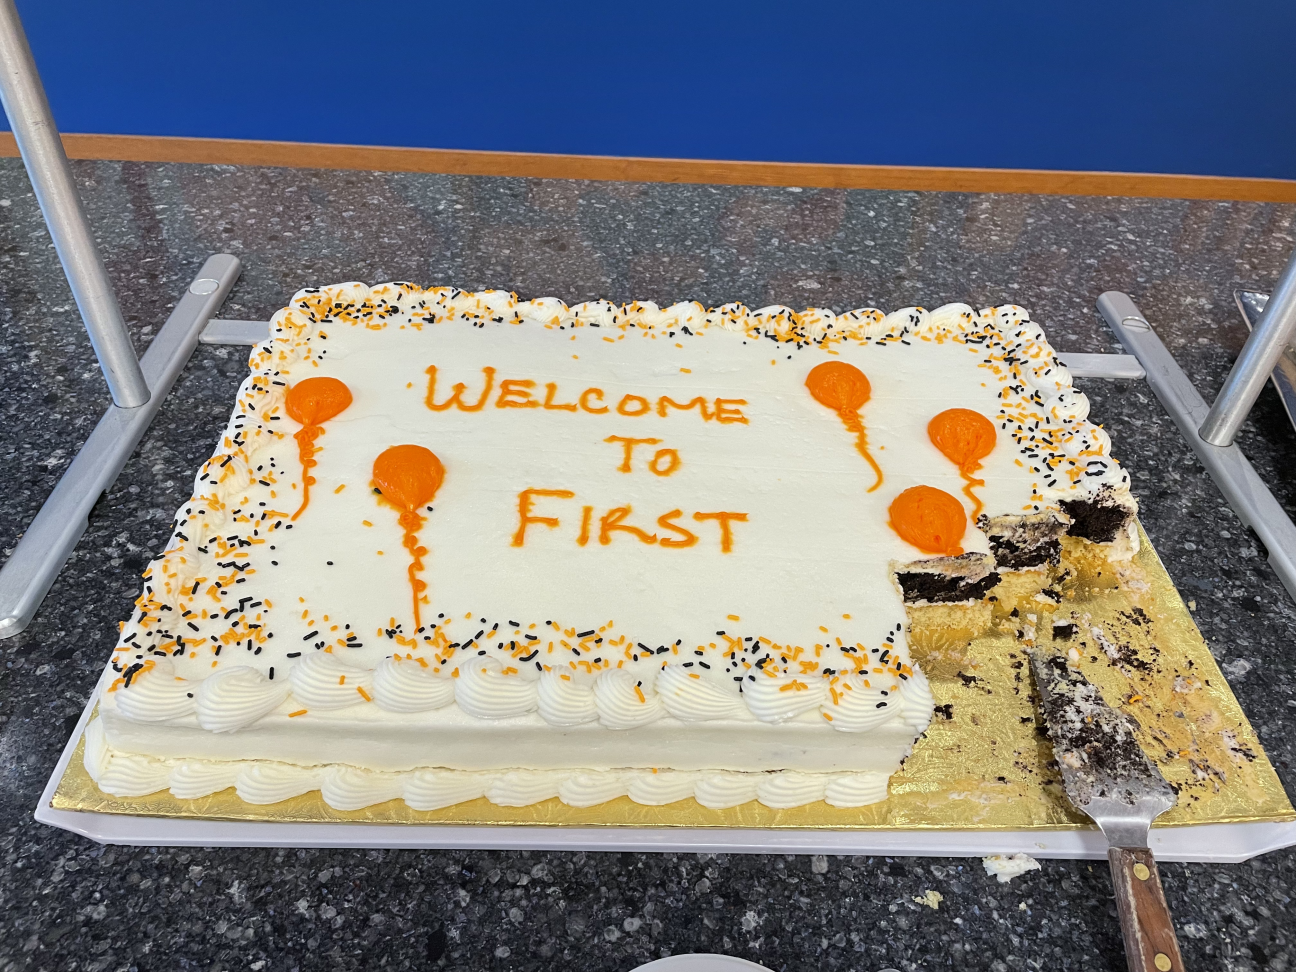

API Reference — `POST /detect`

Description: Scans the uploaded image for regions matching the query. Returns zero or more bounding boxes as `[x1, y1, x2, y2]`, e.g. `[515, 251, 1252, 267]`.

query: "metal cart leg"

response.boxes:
[1200, 248, 1296, 446]
[1098, 292, 1296, 602]
[0, 0, 148, 407]
[0, 0, 246, 636]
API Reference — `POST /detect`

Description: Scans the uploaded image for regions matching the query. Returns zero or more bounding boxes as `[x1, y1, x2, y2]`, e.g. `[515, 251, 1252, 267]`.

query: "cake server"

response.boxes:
[1030, 651, 1185, 972]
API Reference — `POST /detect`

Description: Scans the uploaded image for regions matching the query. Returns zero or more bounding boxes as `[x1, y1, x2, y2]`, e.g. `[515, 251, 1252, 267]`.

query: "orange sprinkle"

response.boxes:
[334, 483, 347, 494]
[634, 685, 647, 703]
[288, 709, 308, 718]
[356, 686, 372, 701]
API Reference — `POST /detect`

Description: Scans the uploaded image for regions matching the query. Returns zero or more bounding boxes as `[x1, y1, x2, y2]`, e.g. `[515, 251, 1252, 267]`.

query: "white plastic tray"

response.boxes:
[35, 689, 1296, 863]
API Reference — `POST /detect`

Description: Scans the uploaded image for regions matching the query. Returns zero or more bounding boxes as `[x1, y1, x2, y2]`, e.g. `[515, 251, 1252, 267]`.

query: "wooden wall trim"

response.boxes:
[2, 132, 1295, 203]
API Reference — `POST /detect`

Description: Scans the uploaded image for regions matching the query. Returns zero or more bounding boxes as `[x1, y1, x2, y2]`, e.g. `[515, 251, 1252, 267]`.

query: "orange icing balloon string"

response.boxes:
[805, 361, 884, 493]
[838, 409, 885, 494]
[290, 425, 324, 521]
[927, 408, 996, 523]
[888, 485, 967, 556]
[397, 510, 429, 629]
[284, 377, 353, 521]
[373, 445, 445, 632]
[960, 474, 986, 520]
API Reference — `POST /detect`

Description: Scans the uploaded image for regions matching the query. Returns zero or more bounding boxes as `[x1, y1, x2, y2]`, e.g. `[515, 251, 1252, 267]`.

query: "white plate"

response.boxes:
[631, 956, 773, 972]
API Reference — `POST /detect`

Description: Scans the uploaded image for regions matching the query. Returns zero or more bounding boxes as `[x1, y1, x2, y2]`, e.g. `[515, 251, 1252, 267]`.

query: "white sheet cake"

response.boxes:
[83, 285, 1137, 813]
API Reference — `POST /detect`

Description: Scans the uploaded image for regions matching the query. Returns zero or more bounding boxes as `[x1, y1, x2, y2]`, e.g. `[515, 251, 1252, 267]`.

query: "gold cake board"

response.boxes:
[40, 524, 1296, 854]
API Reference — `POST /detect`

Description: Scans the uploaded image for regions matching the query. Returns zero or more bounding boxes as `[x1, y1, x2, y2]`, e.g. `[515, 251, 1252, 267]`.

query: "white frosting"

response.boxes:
[168, 760, 239, 799]
[626, 771, 701, 805]
[83, 717, 109, 782]
[403, 769, 490, 810]
[235, 763, 324, 804]
[97, 753, 170, 797]
[593, 668, 663, 729]
[656, 665, 744, 722]
[372, 656, 455, 712]
[194, 667, 289, 733]
[694, 773, 761, 809]
[898, 667, 935, 733]
[288, 653, 374, 710]
[558, 771, 628, 807]
[536, 670, 599, 725]
[822, 674, 897, 732]
[454, 655, 538, 719]
[744, 674, 829, 724]
[755, 772, 829, 809]
[321, 767, 403, 811]
[486, 771, 561, 807]
[94, 285, 1138, 810]
[824, 772, 890, 807]
[112, 660, 195, 722]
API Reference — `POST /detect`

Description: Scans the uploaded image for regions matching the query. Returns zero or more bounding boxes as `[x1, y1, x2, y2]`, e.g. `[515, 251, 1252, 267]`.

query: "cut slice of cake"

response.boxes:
[84, 286, 1136, 814]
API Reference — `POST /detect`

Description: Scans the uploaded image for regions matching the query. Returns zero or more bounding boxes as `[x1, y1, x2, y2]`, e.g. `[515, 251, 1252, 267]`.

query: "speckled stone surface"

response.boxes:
[2, 161, 1296, 971]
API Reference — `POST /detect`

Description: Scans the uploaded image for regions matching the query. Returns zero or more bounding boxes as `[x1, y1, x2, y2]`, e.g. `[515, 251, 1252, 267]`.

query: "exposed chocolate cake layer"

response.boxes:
[1059, 488, 1135, 544]
[894, 552, 1000, 604]
[979, 513, 1068, 570]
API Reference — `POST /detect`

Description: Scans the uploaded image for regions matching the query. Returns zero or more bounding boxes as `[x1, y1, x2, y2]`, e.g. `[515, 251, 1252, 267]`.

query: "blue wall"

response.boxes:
[5, 0, 1296, 179]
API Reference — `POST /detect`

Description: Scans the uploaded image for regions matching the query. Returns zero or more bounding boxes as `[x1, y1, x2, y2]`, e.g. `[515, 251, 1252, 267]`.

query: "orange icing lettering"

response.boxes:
[656, 396, 712, 421]
[579, 387, 609, 414]
[657, 510, 698, 547]
[496, 378, 540, 409]
[577, 505, 594, 546]
[512, 488, 575, 546]
[888, 485, 966, 556]
[927, 408, 996, 519]
[805, 360, 883, 492]
[713, 398, 749, 425]
[372, 444, 445, 630]
[543, 382, 578, 411]
[599, 506, 658, 545]
[284, 376, 353, 521]
[692, 511, 749, 553]
[425, 365, 495, 411]
[616, 394, 651, 417]
[604, 435, 662, 472]
[648, 449, 681, 476]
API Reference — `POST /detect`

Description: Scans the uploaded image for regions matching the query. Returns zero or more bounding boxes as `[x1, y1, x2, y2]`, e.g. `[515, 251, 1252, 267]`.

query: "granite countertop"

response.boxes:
[1, 161, 1295, 971]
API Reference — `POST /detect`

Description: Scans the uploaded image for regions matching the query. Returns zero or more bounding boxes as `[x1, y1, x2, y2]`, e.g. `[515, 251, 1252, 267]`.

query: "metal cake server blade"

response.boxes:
[1030, 651, 1186, 972]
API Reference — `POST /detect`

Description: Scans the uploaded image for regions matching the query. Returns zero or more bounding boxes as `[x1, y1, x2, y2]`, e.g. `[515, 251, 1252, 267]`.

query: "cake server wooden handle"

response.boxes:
[1108, 847, 1186, 972]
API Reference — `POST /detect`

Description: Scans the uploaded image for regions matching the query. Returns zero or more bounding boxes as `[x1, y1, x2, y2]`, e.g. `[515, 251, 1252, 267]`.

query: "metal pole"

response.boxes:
[1098, 292, 1296, 603]
[0, 0, 149, 407]
[1199, 246, 1296, 446]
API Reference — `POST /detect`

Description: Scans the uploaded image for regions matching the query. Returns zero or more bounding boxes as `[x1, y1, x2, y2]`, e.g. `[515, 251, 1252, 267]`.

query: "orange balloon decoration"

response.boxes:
[927, 408, 996, 519]
[888, 485, 967, 556]
[373, 445, 445, 631]
[805, 361, 884, 492]
[284, 376, 353, 521]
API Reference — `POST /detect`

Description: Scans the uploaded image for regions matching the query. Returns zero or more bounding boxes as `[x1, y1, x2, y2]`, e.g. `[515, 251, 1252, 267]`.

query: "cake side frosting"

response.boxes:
[88, 285, 1136, 813]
